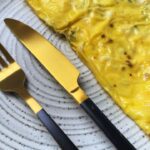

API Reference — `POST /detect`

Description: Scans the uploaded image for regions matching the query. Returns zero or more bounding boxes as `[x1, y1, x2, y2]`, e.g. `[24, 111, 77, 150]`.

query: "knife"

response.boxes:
[5, 19, 136, 150]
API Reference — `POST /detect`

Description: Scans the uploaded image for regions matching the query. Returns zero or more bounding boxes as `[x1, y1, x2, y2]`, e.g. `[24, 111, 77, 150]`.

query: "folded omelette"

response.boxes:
[27, 0, 150, 134]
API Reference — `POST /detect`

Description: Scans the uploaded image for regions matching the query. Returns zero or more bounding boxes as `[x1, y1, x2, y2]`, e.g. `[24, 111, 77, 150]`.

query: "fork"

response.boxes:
[0, 43, 78, 150]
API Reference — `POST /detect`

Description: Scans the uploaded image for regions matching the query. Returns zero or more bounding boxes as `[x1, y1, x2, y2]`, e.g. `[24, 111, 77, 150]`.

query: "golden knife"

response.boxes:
[5, 19, 136, 150]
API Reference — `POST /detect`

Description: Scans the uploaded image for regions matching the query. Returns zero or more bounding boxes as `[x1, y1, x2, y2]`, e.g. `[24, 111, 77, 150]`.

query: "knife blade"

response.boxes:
[5, 19, 136, 150]
[4, 19, 88, 104]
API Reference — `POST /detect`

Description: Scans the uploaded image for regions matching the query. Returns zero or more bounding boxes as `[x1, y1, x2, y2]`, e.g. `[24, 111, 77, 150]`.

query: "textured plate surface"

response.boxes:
[0, 0, 150, 150]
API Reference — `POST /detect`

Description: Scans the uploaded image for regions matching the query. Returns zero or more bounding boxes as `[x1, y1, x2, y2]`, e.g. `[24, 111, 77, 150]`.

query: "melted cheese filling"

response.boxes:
[27, 0, 150, 134]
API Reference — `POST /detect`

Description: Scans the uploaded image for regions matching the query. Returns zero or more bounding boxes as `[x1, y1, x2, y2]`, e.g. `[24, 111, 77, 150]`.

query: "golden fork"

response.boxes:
[0, 43, 78, 150]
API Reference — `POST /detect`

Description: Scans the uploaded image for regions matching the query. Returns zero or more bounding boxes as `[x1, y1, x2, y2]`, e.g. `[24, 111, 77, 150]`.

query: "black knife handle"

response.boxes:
[80, 98, 136, 150]
[37, 109, 78, 150]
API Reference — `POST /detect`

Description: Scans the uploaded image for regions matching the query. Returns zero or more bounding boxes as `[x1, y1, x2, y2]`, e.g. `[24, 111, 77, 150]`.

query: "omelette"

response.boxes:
[27, 0, 150, 134]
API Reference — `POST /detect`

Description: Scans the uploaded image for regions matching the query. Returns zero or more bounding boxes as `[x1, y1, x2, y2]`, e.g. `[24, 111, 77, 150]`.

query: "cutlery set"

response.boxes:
[0, 18, 136, 150]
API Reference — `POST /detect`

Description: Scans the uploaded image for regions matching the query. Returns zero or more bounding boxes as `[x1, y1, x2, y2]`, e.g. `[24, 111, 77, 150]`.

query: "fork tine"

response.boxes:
[0, 44, 14, 63]
[0, 56, 8, 67]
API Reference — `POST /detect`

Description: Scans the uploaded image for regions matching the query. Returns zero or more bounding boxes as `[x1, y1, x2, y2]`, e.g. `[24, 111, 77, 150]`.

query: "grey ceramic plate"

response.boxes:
[0, 0, 150, 150]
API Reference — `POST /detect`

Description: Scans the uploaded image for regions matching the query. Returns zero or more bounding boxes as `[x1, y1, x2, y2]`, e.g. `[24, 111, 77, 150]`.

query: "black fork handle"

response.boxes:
[17, 88, 78, 150]
[37, 109, 78, 150]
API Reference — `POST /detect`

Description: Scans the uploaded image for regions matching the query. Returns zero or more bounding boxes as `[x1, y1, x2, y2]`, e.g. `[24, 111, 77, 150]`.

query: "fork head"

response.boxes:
[0, 44, 25, 92]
